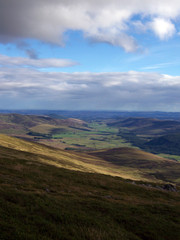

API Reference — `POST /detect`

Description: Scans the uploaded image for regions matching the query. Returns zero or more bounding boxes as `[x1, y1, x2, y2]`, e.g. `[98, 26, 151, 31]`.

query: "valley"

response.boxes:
[1, 112, 180, 158]
[0, 111, 180, 240]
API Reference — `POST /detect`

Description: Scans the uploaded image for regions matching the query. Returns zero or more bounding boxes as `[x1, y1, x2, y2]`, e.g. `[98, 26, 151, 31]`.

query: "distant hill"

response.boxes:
[143, 133, 180, 155]
[0, 113, 88, 128]
[109, 117, 158, 128]
[108, 117, 180, 136]
[0, 113, 89, 136]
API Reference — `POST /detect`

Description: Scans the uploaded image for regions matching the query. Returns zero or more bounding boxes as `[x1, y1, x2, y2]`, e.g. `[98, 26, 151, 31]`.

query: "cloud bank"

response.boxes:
[0, 68, 180, 111]
[0, 0, 180, 51]
[0, 54, 77, 68]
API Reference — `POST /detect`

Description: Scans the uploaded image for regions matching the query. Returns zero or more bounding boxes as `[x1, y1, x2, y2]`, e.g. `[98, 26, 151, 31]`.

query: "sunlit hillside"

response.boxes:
[0, 134, 179, 184]
[0, 137, 180, 240]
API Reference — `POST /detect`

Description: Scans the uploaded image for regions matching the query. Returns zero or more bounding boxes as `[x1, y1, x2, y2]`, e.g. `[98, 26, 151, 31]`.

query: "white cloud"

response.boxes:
[0, 54, 77, 68]
[0, 67, 180, 111]
[0, 0, 180, 51]
[149, 18, 176, 40]
[88, 32, 138, 52]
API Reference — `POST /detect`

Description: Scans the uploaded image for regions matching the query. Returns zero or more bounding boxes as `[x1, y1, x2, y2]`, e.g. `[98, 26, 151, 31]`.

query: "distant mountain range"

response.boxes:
[0, 109, 180, 120]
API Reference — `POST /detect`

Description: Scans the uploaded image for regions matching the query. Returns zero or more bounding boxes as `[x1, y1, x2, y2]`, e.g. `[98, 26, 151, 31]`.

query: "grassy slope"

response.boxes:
[1, 134, 180, 183]
[0, 143, 180, 240]
[90, 148, 180, 184]
[0, 134, 146, 181]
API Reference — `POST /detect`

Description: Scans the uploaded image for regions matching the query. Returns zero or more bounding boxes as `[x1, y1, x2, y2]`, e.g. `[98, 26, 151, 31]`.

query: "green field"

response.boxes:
[52, 122, 132, 150]
[159, 153, 180, 162]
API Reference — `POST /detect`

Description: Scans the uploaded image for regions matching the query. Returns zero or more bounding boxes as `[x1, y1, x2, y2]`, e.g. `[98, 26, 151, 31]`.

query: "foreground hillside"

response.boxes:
[0, 134, 179, 183]
[0, 140, 180, 240]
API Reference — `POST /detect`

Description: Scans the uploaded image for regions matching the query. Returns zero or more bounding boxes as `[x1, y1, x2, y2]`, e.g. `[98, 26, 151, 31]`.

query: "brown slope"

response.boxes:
[0, 113, 90, 136]
[108, 117, 180, 136]
[0, 134, 146, 181]
[0, 134, 179, 183]
[89, 147, 180, 184]
[0, 113, 89, 128]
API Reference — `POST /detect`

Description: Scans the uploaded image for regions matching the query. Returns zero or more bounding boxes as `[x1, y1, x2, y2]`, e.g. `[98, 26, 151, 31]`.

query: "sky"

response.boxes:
[0, 0, 180, 111]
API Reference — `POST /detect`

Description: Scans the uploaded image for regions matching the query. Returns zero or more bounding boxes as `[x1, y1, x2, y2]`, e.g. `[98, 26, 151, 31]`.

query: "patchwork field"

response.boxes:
[50, 122, 132, 150]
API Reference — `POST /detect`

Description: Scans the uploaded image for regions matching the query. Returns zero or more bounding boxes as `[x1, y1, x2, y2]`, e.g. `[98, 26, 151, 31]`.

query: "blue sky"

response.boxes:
[0, 0, 180, 111]
[1, 31, 180, 75]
